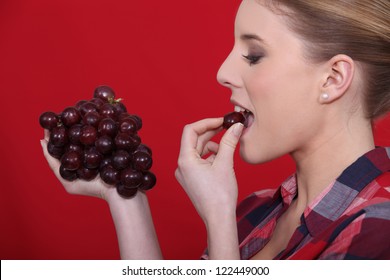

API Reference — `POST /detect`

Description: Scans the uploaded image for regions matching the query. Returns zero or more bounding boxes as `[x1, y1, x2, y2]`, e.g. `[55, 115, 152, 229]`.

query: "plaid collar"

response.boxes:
[279, 147, 390, 237]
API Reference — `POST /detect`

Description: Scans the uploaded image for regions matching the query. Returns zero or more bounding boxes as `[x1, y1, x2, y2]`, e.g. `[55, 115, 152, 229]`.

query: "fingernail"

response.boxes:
[233, 123, 244, 137]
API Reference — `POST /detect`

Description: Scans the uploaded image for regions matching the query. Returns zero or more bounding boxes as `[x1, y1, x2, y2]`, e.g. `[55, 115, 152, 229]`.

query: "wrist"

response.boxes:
[203, 203, 237, 239]
[204, 206, 237, 230]
[204, 208, 240, 260]
[104, 186, 148, 207]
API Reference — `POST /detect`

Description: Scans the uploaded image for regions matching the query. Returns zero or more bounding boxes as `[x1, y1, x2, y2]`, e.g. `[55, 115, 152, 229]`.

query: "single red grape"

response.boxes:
[119, 117, 138, 134]
[50, 126, 68, 147]
[222, 111, 246, 129]
[132, 151, 153, 171]
[79, 102, 98, 116]
[75, 100, 88, 110]
[120, 167, 142, 188]
[100, 165, 120, 185]
[128, 115, 142, 131]
[90, 97, 105, 109]
[118, 112, 131, 122]
[39, 111, 59, 130]
[116, 183, 138, 198]
[100, 103, 117, 120]
[68, 124, 83, 144]
[47, 141, 65, 159]
[61, 107, 81, 127]
[111, 150, 131, 170]
[94, 85, 115, 102]
[130, 134, 141, 150]
[79, 125, 97, 146]
[83, 146, 103, 169]
[139, 171, 156, 191]
[98, 118, 118, 138]
[83, 111, 101, 127]
[113, 101, 127, 116]
[115, 133, 134, 151]
[61, 151, 82, 171]
[59, 165, 78, 181]
[77, 167, 98, 181]
[95, 135, 114, 155]
[134, 143, 152, 156]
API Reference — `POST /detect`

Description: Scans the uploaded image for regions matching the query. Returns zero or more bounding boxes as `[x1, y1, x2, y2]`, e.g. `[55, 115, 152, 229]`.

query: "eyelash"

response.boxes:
[242, 54, 262, 66]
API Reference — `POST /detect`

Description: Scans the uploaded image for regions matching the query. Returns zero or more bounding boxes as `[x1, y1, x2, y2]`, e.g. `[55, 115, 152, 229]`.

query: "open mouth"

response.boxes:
[222, 105, 254, 129]
[234, 105, 254, 127]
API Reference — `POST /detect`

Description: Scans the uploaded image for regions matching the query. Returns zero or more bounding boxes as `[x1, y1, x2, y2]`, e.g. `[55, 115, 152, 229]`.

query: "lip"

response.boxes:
[230, 98, 251, 112]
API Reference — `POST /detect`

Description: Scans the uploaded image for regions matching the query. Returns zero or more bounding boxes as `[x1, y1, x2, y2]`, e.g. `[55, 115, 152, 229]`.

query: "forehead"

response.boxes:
[234, 0, 288, 38]
[235, 0, 303, 48]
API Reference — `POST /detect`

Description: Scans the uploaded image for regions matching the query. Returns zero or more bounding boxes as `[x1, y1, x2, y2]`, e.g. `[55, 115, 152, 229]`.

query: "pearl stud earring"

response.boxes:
[321, 93, 330, 100]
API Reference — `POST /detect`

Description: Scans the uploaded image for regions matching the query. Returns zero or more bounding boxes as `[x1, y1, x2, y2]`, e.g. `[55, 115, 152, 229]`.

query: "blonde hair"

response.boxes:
[263, 0, 390, 119]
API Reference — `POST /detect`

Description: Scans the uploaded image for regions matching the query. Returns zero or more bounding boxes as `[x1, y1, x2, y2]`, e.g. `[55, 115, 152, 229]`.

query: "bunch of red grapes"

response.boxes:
[39, 85, 156, 198]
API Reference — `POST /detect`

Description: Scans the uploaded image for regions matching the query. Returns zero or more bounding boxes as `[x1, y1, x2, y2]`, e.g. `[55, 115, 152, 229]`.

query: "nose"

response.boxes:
[217, 49, 241, 89]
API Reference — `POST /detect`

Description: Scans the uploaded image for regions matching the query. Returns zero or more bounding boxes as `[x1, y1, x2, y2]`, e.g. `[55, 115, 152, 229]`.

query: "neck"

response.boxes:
[291, 117, 374, 211]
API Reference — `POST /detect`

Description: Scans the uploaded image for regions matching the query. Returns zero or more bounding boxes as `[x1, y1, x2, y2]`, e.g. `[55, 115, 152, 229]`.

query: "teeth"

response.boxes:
[234, 105, 244, 112]
[235, 105, 251, 114]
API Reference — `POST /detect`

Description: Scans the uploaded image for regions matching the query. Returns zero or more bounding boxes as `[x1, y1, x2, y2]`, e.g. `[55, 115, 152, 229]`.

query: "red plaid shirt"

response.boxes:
[203, 147, 390, 259]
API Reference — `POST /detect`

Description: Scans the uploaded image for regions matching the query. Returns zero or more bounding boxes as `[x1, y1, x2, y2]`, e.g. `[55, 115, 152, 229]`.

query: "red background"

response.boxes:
[0, 0, 389, 260]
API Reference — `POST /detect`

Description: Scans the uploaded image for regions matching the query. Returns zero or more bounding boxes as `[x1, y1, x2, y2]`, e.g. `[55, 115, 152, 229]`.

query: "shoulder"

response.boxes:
[320, 200, 390, 259]
[342, 202, 390, 259]
[236, 188, 278, 219]
[360, 200, 390, 222]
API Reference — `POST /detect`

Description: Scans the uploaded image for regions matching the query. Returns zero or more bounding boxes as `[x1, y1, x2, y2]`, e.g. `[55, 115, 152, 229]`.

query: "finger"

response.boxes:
[200, 141, 219, 157]
[195, 127, 223, 154]
[174, 168, 184, 186]
[205, 153, 216, 163]
[44, 129, 50, 141]
[40, 139, 61, 177]
[215, 123, 244, 166]
[180, 118, 223, 156]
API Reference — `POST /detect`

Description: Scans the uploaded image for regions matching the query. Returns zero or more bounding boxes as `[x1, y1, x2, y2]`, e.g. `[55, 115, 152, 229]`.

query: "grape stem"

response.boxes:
[108, 97, 123, 104]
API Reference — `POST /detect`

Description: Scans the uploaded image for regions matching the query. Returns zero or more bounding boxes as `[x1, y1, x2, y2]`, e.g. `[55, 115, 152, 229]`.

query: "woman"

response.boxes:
[41, 0, 390, 259]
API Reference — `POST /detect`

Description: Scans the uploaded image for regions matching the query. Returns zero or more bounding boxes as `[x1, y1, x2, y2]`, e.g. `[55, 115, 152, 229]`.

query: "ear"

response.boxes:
[319, 55, 355, 104]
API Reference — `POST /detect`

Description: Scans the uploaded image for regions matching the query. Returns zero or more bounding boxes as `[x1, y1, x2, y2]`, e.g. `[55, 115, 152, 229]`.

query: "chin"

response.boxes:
[239, 146, 270, 165]
[239, 143, 284, 165]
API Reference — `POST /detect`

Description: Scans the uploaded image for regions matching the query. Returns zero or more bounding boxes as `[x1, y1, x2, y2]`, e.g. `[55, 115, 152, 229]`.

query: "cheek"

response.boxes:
[240, 70, 316, 163]
[246, 71, 290, 130]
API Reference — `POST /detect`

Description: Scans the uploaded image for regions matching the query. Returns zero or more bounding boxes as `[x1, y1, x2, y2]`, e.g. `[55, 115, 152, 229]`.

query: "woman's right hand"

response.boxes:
[40, 129, 116, 201]
[175, 117, 244, 223]
[175, 118, 243, 259]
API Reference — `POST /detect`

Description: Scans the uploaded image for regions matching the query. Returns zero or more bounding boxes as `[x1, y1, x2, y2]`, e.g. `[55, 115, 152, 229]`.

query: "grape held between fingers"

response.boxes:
[222, 111, 247, 129]
[39, 85, 157, 198]
[223, 109, 254, 130]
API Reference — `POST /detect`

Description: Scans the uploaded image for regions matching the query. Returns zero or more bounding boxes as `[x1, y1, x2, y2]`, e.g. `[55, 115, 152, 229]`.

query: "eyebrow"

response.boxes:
[240, 33, 265, 43]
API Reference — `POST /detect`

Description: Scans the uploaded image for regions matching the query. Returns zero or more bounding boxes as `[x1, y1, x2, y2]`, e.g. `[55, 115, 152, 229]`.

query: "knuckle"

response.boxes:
[220, 137, 237, 150]
[177, 157, 185, 168]
[183, 123, 193, 132]
[174, 168, 181, 180]
[177, 156, 194, 173]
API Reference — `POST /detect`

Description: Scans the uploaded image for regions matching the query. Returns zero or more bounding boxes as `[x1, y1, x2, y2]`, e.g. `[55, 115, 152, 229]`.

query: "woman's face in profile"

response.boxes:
[217, 0, 326, 164]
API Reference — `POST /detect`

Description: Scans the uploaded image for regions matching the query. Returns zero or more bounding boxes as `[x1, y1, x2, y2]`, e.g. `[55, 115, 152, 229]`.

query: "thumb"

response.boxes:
[215, 123, 244, 165]
[40, 139, 61, 175]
